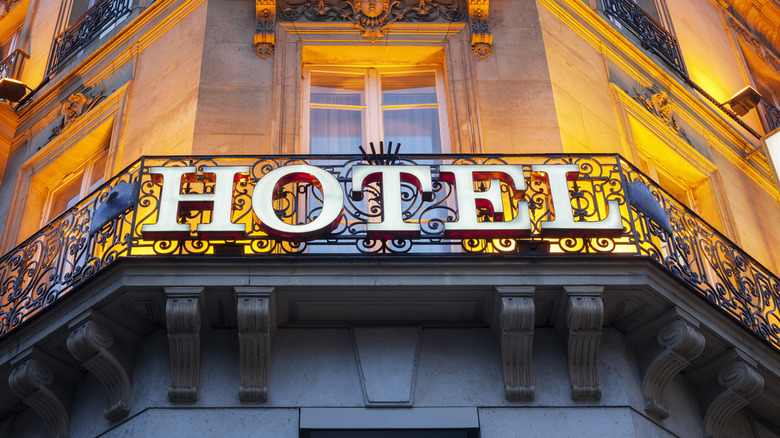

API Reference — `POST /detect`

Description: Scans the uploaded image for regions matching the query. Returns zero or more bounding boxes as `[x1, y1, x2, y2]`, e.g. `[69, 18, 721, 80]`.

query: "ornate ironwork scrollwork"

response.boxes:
[602, 0, 687, 77]
[46, 0, 131, 75]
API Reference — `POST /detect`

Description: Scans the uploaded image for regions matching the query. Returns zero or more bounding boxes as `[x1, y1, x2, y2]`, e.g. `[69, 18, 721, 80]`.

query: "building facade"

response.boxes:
[0, 0, 778, 437]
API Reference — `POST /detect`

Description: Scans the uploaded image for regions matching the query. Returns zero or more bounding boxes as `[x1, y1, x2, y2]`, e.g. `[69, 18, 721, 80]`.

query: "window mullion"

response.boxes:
[366, 69, 382, 145]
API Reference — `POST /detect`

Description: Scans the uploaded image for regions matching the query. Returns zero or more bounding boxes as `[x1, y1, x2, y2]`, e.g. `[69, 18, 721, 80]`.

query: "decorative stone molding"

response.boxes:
[8, 349, 77, 438]
[564, 286, 604, 401]
[723, 0, 780, 55]
[640, 315, 705, 418]
[278, 0, 466, 43]
[633, 85, 690, 144]
[497, 286, 535, 401]
[255, 0, 276, 58]
[49, 87, 106, 140]
[469, 0, 491, 58]
[703, 355, 764, 438]
[165, 287, 204, 402]
[235, 287, 274, 402]
[66, 311, 138, 421]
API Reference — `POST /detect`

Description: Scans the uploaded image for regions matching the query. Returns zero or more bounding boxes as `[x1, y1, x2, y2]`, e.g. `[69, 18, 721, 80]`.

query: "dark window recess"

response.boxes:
[46, 0, 131, 75]
[301, 430, 480, 438]
[602, 0, 687, 77]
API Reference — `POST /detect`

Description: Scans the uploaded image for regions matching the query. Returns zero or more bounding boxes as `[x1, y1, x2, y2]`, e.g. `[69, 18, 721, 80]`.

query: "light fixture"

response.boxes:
[726, 86, 762, 116]
[0, 78, 32, 102]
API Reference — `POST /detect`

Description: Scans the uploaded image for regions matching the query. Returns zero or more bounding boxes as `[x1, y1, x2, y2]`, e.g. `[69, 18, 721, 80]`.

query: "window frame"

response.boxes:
[41, 146, 108, 226]
[301, 65, 451, 155]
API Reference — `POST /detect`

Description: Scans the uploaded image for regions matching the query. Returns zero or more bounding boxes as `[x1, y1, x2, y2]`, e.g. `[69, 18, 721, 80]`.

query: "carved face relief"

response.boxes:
[358, 0, 388, 18]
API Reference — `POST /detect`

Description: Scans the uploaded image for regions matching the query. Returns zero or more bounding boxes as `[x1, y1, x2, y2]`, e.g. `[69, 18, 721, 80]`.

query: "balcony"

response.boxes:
[0, 154, 777, 354]
[46, 0, 131, 76]
[602, 0, 687, 78]
[0, 47, 26, 80]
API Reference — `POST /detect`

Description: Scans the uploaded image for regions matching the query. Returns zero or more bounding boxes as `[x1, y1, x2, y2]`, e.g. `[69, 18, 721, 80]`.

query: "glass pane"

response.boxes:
[382, 72, 437, 106]
[87, 150, 108, 192]
[310, 107, 363, 154]
[310, 72, 365, 106]
[383, 107, 441, 154]
[49, 174, 84, 219]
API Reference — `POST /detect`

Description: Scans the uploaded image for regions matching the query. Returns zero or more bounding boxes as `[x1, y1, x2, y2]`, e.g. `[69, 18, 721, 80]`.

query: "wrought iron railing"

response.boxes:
[0, 154, 778, 353]
[0, 48, 27, 80]
[602, 0, 687, 77]
[763, 101, 780, 132]
[46, 0, 131, 75]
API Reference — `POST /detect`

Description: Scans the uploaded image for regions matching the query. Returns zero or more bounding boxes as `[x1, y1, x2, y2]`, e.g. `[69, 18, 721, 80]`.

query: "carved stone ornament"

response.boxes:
[165, 287, 204, 402]
[255, 0, 276, 58]
[497, 287, 535, 401]
[641, 318, 705, 418]
[278, 0, 466, 42]
[49, 87, 106, 140]
[727, 16, 780, 77]
[633, 85, 691, 144]
[564, 286, 604, 401]
[469, 0, 491, 59]
[8, 350, 78, 438]
[235, 287, 274, 402]
[67, 311, 139, 421]
[703, 357, 764, 438]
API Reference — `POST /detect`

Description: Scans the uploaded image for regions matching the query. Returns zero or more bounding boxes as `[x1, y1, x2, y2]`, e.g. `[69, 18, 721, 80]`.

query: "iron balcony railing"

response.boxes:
[0, 48, 27, 80]
[762, 101, 780, 132]
[0, 154, 778, 353]
[602, 0, 688, 77]
[46, 0, 131, 75]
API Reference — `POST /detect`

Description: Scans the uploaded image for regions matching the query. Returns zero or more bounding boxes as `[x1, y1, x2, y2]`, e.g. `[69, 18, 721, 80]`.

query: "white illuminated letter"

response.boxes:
[531, 164, 623, 235]
[252, 164, 344, 240]
[351, 165, 433, 239]
[440, 165, 531, 238]
[142, 166, 250, 239]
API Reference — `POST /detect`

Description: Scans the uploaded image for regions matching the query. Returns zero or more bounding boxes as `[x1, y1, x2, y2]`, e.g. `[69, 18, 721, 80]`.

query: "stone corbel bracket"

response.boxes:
[701, 353, 764, 438]
[564, 286, 604, 401]
[255, 0, 276, 58]
[497, 286, 535, 401]
[165, 287, 204, 402]
[469, 0, 492, 59]
[235, 287, 274, 402]
[636, 310, 705, 419]
[67, 310, 140, 421]
[8, 349, 79, 438]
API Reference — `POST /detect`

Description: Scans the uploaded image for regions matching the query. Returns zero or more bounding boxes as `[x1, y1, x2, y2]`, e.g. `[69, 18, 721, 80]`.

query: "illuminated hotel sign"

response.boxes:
[140, 163, 623, 241]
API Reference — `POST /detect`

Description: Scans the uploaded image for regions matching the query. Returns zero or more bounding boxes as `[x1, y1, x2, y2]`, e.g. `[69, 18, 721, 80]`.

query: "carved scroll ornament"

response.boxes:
[256, 1, 276, 58]
[469, 0, 491, 58]
[277, 0, 466, 42]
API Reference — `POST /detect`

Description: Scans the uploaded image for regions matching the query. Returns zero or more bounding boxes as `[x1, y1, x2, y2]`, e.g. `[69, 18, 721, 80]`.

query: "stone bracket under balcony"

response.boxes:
[563, 286, 604, 401]
[165, 286, 204, 402]
[629, 307, 706, 419]
[8, 348, 80, 438]
[496, 286, 535, 401]
[66, 309, 140, 421]
[235, 286, 274, 402]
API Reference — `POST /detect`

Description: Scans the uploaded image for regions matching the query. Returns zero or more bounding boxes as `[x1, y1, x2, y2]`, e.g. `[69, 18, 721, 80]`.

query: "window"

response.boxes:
[302, 66, 450, 154]
[42, 147, 108, 224]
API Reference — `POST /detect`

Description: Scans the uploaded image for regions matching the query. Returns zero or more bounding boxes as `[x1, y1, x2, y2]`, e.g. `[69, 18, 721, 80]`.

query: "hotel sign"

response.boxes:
[140, 162, 623, 241]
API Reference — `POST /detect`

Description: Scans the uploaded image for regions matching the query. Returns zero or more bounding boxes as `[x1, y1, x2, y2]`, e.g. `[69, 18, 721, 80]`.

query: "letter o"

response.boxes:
[252, 164, 344, 239]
